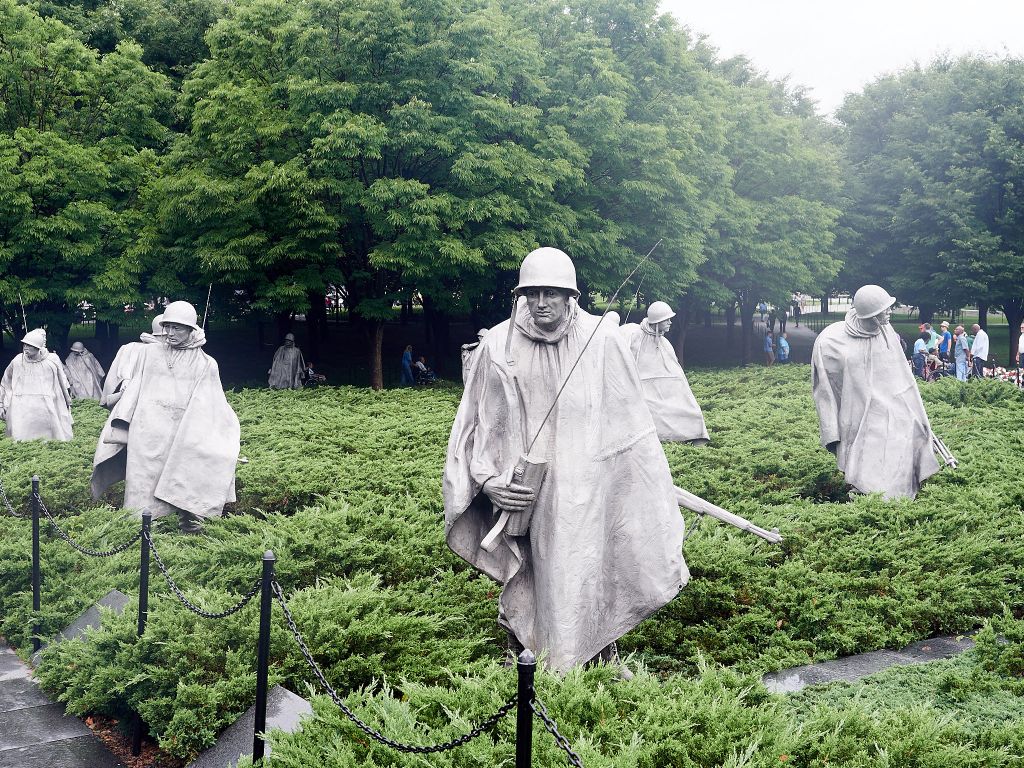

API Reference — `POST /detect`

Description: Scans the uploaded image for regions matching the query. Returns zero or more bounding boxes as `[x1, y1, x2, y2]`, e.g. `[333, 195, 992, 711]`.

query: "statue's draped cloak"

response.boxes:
[101, 333, 163, 407]
[92, 335, 239, 519]
[268, 345, 305, 389]
[444, 298, 688, 672]
[0, 352, 73, 441]
[460, 342, 480, 384]
[65, 351, 105, 400]
[619, 320, 709, 444]
[811, 311, 940, 499]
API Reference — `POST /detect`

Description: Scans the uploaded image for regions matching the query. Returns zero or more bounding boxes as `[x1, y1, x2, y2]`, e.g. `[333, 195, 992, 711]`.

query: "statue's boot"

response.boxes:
[177, 509, 205, 534]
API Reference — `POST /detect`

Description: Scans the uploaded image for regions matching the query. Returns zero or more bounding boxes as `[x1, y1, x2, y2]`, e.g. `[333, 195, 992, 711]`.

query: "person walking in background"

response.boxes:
[400, 344, 414, 386]
[767, 307, 776, 332]
[778, 307, 788, 334]
[970, 323, 989, 378]
[758, 301, 767, 322]
[793, 293, 802, 328]
[777, 332, 791, 363]
[938, 321, 952, 361]
[953, 325, 970, 381]
[764, 330, 776, 366]
[922, 323, 939, 352]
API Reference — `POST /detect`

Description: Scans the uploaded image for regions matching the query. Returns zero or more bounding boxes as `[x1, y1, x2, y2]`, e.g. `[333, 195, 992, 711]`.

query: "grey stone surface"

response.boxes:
[33, 589, 131, 663]
[0, 702, 91, 750]
[763, 634, 975, 694]
[0, 735, 124, 768]
[0, 648, 49, 712]
[187, 685, 312, 768]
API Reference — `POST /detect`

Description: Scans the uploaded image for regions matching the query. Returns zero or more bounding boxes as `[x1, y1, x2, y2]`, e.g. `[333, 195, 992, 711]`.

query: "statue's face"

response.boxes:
[22, 344, 41, 361]
[163, 322, 191, 347]
[652, 318, 672, 334]
[874, 307, 892, 327]
[524, 287, 569, 331]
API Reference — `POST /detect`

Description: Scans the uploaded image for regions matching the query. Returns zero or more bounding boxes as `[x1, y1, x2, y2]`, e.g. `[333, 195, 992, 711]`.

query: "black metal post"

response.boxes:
[131, 512, 152, 757]
[515, 649, 536, 768]
[253, 550, 276, 764]
[31, 475, 40, 654]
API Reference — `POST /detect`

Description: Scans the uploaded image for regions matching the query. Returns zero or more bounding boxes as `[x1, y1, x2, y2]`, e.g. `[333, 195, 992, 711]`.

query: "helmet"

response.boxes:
[70, 341, 85, 352]
[284, 333, 295, 342]
[514, 247, 580, 296]
[151, 314, 166, 335]
[21, 328, 46, 349]
[647, 301, 675, 324]
[477, 328, 488, 340]
[160, 301, 201, 330]
[852, 285, 896, 319]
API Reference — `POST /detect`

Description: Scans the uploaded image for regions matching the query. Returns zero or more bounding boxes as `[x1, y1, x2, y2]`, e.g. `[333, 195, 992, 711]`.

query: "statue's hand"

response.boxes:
[482, 477, 535, 512]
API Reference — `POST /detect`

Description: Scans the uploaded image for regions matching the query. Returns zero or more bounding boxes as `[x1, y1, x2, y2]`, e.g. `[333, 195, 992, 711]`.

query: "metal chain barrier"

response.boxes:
[35, 492, 142, 557]
[145, 531, 261, 620]
[0, 473, 21, 517]
[531, 698, 585, 767]
[272, 579, 518, 753]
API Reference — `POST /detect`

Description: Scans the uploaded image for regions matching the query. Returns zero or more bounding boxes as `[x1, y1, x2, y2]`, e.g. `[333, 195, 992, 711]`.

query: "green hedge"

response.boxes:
[1, 367, 1023, 764]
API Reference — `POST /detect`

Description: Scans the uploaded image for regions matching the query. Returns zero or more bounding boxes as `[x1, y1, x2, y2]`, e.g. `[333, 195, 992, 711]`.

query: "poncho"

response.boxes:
[268, 344, 305, 389]
[0, 351, 74, 441]
[65, 350, 106, 400]
[811, 310, 940, 499]
[619, 320, 709, 444]
[92, 331, 240, 519]
[444, 298, 688, 672]
[460, 341, 480, 384]
[101, 332, 164, 407]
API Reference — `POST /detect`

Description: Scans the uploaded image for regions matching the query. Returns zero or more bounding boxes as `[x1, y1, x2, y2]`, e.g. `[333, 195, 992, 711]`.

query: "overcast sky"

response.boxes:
[660, 0, 1024, 116]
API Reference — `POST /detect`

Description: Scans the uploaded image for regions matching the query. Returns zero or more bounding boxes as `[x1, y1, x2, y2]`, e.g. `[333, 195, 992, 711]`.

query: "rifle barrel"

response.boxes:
[674, 486, 783, 544]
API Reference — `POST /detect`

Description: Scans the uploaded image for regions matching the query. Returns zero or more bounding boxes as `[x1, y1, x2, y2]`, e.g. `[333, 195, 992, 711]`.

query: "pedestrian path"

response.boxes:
[0, 644, 123, 768]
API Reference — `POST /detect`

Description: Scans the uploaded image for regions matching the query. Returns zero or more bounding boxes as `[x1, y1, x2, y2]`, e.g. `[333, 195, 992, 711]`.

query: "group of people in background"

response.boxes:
[400, 344, 438, 386]
[911, 320, 989, 382]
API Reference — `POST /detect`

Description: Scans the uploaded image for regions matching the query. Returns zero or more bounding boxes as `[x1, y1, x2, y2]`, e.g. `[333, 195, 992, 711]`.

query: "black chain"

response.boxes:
[35, 493, 142, 557]
[0, 475, 21, 517]
[145, 531, 261, 619]
[272, 579, 517, 753]
[532, 698, 585, 767]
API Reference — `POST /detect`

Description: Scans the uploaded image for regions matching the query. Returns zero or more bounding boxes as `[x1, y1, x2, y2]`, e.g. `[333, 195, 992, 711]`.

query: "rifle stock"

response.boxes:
[674, 486, 783, 544]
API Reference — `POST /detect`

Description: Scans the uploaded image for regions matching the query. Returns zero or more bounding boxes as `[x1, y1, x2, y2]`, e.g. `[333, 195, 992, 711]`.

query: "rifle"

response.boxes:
[674, 486, 783, 544]
[930, 430, 957, 469]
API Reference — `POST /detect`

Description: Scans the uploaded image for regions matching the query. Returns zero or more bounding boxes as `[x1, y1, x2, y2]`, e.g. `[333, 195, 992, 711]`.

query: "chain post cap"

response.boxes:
[517, 648, 537, 665]
[852, 285, 896, 318]
[263, 550, 276, 561]
[160, 301, 201, 330]
[514, 248, 580, 297]
[646, 301, 676, 324]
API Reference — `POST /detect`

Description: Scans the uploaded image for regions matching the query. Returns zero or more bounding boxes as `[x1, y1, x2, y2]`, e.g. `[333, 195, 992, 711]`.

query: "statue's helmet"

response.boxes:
[151, 314, 166, 335]
[477, 328, 488, 340]
[160, 301, 201, 330]
[284, 333, 295, 342]
[70, 341, 85, 352]
[852, 285, 896, 319]
[647, 301, 676, 324]
[21, 328, 46, 349]
[514, 247, 580, 297]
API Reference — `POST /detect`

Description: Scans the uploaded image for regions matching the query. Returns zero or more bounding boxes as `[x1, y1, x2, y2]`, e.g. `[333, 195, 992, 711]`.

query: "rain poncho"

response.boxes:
[444, 298, 688, 672]
[65, 349, 105, 400]
[811, 310, 940, 499]
[268, 343, 305, 389]
[0, 350, 74, 441]
[101, 331, 165, 407]
[619, 320, 709, 444]
[92, 330, 240, 519]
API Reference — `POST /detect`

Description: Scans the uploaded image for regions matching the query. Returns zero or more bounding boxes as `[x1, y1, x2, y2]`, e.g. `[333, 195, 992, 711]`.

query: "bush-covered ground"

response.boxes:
[1, 366, 1023, 766]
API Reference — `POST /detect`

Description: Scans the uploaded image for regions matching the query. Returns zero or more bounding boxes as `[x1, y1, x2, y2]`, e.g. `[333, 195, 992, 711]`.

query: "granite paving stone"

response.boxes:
[0, 735, 124, 768]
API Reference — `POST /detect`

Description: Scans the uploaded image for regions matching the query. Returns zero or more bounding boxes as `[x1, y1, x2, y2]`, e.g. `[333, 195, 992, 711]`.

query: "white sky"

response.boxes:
[660, 1, 1024, 116]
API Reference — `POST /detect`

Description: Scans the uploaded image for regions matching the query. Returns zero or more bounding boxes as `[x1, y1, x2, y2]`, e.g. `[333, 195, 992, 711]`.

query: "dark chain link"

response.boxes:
[272, 579, 517, 753]
[532, 698, 585, 767]
[145, 531, 260, 619]
[0, 474, 21, 517]
[36, 493, 142, 557]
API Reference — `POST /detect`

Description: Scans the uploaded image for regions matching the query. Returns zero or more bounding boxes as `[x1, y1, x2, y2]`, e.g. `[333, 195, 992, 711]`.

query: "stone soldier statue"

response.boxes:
[0, 328, 74, 441]
[811, 285, 944, 499]
[65, 341, 106, 400]
[268, 333, 305, 389]
[460, 327, 488, 385]
[101, 315, 167, 407]
[444, 247, 688, 674]
[619, 301, 709, 445]
[92, 301, 240, 533]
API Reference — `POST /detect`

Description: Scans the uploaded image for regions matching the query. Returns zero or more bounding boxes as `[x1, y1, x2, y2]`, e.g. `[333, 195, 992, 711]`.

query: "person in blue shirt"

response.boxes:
[938, 321, 953, 361]
[400, 344, 414, 386]
[763, 330, 775, 366]
[953, 325, 970, 380]
[911, 331, 929, 378]
[777, 332, 790, 363]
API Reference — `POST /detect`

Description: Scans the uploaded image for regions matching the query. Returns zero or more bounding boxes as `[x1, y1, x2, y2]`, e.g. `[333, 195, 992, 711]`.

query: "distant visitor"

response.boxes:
[0, 328, 74, 441]
[92, 301, 241, 533]
[811, 285, 953, 499]
[268, 332, 305, 389]
[618, 301, 708, 445]
[65, 341, 105, 400]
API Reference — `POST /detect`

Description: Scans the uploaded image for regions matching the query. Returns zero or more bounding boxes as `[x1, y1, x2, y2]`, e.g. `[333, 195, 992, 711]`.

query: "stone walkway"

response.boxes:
[0, 644, 123, 768]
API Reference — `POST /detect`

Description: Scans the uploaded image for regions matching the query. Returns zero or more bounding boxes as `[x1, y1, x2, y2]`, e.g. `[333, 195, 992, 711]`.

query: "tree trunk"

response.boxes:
[725, 302, 736, 346]
[369, 319, 384, 390]
[919, 304, 935, 324]
[977, 302, 988, 330]
[422, 294, 434, 346]
[671, 295, 691, 368]
[703, 309, 712, 329]
[739, 298, 755, 366]
[1003, 297, 1024, 368]
[430, 309, 451, 377]
[821, 293, 829, 315]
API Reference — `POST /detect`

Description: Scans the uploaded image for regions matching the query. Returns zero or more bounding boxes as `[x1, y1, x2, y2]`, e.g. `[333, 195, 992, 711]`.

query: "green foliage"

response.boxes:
[3, 371, 1024, 763]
